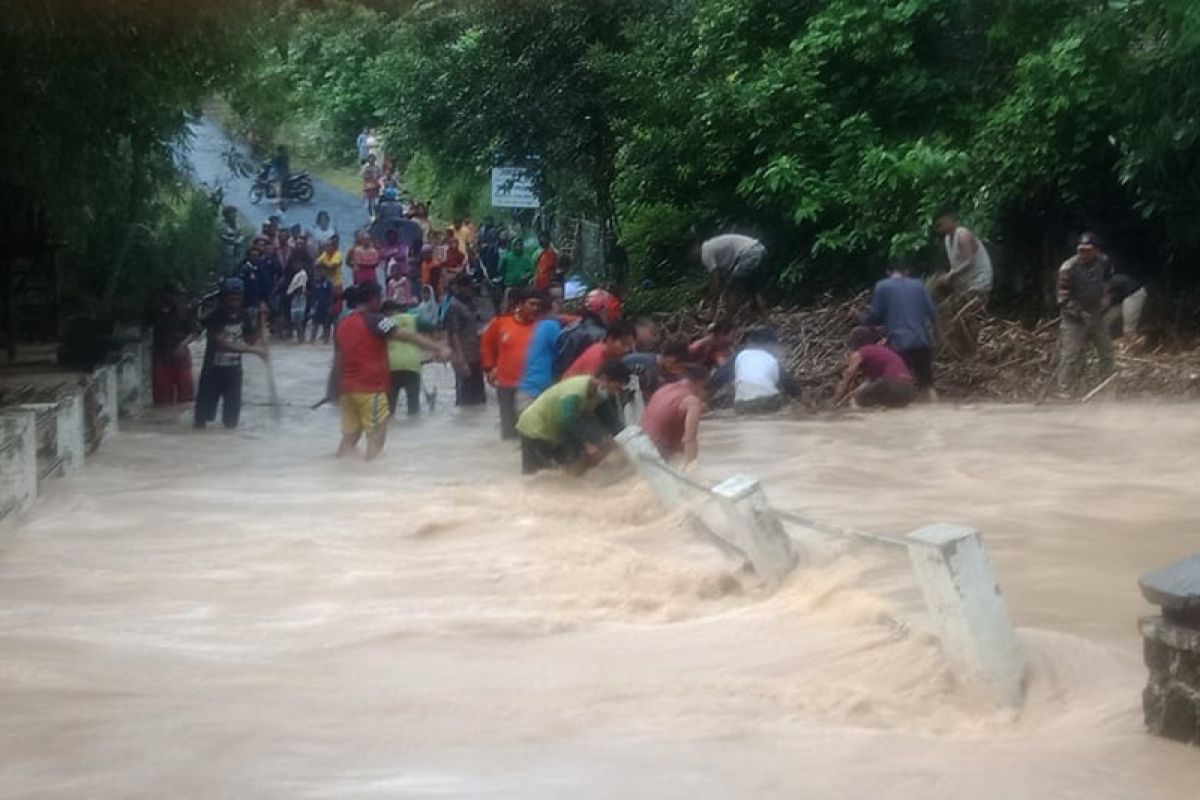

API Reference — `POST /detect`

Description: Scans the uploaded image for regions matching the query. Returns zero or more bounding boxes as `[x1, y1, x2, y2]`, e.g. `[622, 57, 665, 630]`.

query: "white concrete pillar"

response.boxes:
[55, 393, 85, 476]
[0, 411, 38, 526]
[712, 474, 800, 584]
[615, 426, 684, 506]
[906, 524, 1025, 706]
[117, 349, 145, 417]
[94, 365, 120, 441]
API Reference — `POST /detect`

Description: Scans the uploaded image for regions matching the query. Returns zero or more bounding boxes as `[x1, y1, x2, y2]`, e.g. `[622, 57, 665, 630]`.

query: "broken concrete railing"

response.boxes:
[616, 424, 1026, 707]
[0, 412, 37, 524]
[1139, 554, 1200, 746]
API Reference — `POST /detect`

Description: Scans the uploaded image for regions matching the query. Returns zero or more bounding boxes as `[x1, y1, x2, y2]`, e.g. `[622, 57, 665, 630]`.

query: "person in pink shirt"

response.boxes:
[563, 319, 636, 378]
[833, 327, 917, 409]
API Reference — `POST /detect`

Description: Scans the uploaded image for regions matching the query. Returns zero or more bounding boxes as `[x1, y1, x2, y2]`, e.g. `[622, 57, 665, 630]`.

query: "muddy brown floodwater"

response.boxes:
[1, 343, 1199, 798]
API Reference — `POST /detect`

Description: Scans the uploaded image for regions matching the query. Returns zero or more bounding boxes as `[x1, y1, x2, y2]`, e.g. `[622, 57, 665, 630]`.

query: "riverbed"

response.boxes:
[1, 343, 1197, 798]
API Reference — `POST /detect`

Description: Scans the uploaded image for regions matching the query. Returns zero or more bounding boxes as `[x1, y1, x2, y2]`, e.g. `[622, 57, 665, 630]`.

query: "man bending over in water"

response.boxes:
[516, 359, 632, 475]
[833, 327, 917, 410]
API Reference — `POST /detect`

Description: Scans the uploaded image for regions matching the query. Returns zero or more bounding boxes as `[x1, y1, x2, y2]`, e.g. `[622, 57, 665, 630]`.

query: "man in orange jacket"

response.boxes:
[480, 287, 544, 440]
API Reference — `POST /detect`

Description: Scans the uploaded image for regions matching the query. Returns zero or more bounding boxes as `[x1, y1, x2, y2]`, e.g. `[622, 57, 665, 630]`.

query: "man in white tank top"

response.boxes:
[935, 210, 993, 296]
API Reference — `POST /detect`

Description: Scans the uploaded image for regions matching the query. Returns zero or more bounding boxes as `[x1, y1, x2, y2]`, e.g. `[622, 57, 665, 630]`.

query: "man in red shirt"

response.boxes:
[640, 364, 709, 464]
[333, 281, 449, 460]
[564, 318, 636, 378]
[480, 287, 544, 440]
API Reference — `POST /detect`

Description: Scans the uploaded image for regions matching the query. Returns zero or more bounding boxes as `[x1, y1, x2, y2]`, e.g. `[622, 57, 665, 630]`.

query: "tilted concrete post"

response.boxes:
[615, 426, 683, 506]
[906, 524, 1025, 706]
[55, 393, 86, 476]
[712, 474, 800, 584]
[0, 412, 38, 526]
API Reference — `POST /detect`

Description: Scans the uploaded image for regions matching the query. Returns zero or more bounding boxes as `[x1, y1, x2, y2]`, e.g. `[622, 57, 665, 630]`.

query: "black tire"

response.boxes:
[249, 184, 264, 205]
[294, 181, 314, 203]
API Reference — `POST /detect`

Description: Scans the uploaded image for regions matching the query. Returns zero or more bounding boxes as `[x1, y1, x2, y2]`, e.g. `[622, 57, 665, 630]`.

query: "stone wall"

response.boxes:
[1142, 615, 1200, 745]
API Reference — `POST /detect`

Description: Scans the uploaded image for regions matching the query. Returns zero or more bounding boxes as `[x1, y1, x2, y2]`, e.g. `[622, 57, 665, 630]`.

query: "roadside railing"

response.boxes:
[616, 426, 1026, 707]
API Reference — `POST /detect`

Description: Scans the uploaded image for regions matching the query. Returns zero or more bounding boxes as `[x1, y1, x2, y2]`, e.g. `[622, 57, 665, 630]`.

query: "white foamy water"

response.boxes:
[1, 343, 1197, 798]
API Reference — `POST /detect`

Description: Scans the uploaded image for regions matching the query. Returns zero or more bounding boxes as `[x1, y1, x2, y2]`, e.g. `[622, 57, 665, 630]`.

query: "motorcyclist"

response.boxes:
[271, 145, 290, 209]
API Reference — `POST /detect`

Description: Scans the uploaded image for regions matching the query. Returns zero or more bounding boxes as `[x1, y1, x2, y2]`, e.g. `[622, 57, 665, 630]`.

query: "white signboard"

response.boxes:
[490, 167, 540, 209]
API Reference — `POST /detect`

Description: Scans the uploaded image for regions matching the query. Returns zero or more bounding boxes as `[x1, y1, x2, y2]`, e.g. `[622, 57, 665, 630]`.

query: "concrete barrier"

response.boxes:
[712, 474, 800, 584]
[117, 350, 141, 417]
[94, 365, 120, 441]
[15, 394, 85, 480]
[0, 411, 38, 526]
[617, 425, 1024, 706]
[907, 524, 1025, 706]
[56, 392, 86, 476]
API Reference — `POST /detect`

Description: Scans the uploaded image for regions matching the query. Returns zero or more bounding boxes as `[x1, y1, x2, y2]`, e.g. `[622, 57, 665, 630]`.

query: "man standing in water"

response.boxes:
[443, 275, 486, 407]
[1056, 232, 1115, 396]
[516, 359, 633, 475]
[333, 282, 449, 460]
[640, 364, 709, 465]
[481, 288, 543, 440]
[935, 209, 993, 298]
[194, 278, 264, 430]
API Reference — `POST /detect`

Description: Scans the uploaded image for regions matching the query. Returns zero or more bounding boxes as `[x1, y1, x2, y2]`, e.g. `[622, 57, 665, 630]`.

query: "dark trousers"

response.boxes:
[194, 365, 243, 428]
[456, 362, 486, 406]
[521, 435, 567, 475]
[388, 370, 421, 416]
[897, 347, 935, 391]
[496, 386, 519, 440]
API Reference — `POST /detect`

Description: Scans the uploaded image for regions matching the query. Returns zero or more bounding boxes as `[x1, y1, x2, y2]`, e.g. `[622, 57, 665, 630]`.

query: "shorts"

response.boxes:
[897, 347, 935, 390]
[728, 244, 768, 293]
[340, 392, 389, 435]
[856, 378, 917, 409]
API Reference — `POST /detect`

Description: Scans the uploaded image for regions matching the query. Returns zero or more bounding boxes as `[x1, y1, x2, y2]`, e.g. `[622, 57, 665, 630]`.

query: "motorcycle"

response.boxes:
[249, 166, 315, 204]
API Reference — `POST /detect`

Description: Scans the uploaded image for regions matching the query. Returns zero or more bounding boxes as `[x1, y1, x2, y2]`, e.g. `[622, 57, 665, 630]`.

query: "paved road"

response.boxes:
[184, 116, 367, 237]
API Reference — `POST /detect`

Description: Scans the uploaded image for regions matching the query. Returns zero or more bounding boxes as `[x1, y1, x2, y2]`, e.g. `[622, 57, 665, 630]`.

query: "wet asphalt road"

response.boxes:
[183, 115, 368, 237]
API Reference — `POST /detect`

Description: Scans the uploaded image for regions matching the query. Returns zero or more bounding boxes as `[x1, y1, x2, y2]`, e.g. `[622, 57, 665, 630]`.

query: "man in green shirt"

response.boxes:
[516, 359, 632, 475]
[499, 237, 535, 291]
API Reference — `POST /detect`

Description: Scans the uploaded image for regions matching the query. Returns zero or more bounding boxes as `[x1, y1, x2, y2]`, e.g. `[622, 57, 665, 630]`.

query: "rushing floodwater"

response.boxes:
[1, 343, 1198, 798]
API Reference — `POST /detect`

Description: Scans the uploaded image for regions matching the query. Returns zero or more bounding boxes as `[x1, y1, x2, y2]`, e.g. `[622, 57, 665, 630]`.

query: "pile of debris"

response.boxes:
[655, 292, 1200, 406]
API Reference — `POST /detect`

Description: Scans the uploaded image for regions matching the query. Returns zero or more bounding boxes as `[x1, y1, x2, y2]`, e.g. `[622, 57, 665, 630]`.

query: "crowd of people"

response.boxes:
[145, 171, 1149, 476]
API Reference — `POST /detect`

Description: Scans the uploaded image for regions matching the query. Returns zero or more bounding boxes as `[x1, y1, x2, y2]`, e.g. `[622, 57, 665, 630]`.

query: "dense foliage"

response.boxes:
[226, 0, 1200, 313]
[9, 0, 1200, 325]
[0, 0, 251, 329]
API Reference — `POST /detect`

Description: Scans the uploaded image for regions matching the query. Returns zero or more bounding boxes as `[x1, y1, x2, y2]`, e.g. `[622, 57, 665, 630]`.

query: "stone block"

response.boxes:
[1140, 615, 1200, 746]
[1140, 554, 1200, 628]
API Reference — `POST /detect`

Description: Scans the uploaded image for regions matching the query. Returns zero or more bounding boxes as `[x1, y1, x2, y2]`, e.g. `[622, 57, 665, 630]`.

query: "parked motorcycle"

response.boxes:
[249, 166, 314, 204]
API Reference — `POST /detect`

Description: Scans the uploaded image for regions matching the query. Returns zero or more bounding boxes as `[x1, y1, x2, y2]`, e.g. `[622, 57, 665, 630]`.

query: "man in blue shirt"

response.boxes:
[518, 302, 564, 407]
[862, 262, 939, 401]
